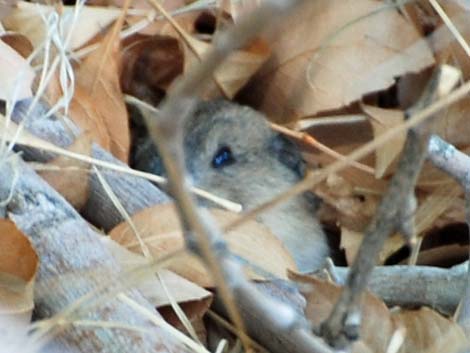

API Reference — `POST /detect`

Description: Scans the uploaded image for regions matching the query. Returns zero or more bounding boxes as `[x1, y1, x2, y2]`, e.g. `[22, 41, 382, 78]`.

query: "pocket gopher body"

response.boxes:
[133, 100, 329, 272]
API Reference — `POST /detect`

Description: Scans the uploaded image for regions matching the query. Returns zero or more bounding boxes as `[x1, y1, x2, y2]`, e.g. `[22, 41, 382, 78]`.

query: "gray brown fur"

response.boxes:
[133, 100, 328, 272]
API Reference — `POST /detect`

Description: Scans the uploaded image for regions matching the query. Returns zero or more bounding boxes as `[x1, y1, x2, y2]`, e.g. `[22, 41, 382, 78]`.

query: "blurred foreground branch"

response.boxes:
[140, 0, 336, 352]
[321, 68, 447, 348]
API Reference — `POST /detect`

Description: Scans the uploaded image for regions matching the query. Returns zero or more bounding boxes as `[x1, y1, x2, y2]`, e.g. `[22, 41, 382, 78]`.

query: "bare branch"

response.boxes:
[320, 68, 444, 348]
[0, 155, 188, 353]
[140, 1, 334, 352]
[324, 262, 467, 315]
[426, 133, 470, 330]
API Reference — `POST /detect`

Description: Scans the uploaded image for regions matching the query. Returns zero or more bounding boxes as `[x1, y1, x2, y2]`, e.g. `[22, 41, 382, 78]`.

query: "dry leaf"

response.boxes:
[183, 35, 271, 99]
[148, 6, 270, 100]
[76, 22, 130, 162]
[393, 307, 467, 353]
[121, 34, 184, 105]
[109, 203, 297, 287]
[214, 38, 271, 99]
[291, 274, 396, 353]
[103, 237, 213, 308]
[103, 236, 212, 342]
[0, 219, 38, 325]
[432, 1, 470, 80]
[3, 1, 121, 49]
[242, 0, 434, 122]
[362, 105, 406, 178]
[314, 173, 379, 232]
[434, 97, 470, 147]
[340, 179, 466, 265]
[45, 76, 112, 151]
[339, 227, 402, 265]
[339, 227, 363, 265]
[416, 182, 462, 234]
[0, 39, 34, 100]
[0, 33, 33, 58]
[37, 133, 92, 210]
[126, 7, 199, 37]
[291, 273, 468, 353]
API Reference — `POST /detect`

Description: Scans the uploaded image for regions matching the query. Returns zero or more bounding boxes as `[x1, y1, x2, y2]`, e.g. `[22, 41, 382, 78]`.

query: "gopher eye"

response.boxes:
[212, 146, 235, 168]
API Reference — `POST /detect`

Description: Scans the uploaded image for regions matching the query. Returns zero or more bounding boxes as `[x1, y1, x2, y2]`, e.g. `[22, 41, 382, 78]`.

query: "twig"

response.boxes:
[0, 155, 187, 353]
[323, 262, 468, 316]
[10, 96, 329, 353]
[428, 135, 470, 187]
[140, 0, 334, 352]
[456, 187, 470, 331]
[7, 101, 242, 213]
[426, 135, 470, 330]
[270, 123, 375, 175]
[223, 76, 470, 234]
[320, 68, 443, 348]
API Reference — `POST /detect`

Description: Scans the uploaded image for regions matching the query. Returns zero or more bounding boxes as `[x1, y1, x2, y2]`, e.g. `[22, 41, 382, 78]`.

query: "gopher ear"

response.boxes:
[269, 134, 306, 177]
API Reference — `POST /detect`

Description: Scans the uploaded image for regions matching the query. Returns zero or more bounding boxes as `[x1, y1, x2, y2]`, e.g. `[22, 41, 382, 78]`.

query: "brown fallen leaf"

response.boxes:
[291, 273, 468, 353]
[242, 0, 434, 122]
[104, 236, 213, 345]
[434, 97, 470, 148]
[120, 34, 184, 105]
[215, 38, 271, 99]
[45, 76, 111, 151]
[393, 307, 467, 353]
[152, 5, 271, 100]
[3, 1, 121, 50]
[0, 219, 38, 326]
[37, 133, 92, 210]
[362, 105, 406, 178]
[104, 237, 212, 307]
[185, 36, 271, 99]
[314, 172, 379, 232]
[0, 33, 33, 59]
[432, 1, 470, 80]
[339, 227, 402, 265]
[76, 19, 130, 162]
[291, 273, 395, 353]
[0, 39, 34, 101]
[109, 203, 297, 287]
[339, 179, 466, 265]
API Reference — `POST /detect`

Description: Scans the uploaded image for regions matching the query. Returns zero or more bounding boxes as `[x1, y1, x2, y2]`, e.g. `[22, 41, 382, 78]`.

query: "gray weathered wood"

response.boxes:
[12, 100, 169, 231]
[0, 156, 186, 353]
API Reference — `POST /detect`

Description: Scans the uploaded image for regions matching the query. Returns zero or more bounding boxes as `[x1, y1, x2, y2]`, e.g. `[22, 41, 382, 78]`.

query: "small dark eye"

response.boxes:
[212, 146, 235, 168]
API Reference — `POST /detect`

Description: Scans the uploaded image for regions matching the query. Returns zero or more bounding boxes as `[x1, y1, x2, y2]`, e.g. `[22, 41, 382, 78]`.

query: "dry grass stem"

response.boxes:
[224, 77, 470, 234]
[270, 122, 375, 174]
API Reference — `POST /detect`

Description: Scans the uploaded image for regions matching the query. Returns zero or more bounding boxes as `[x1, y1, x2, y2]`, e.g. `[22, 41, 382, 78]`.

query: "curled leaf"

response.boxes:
[109, 203, 297, 287]
[0, 219, 38, 325]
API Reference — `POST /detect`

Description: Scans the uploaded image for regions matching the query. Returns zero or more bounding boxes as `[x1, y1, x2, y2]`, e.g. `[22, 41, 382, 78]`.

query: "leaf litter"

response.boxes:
[1, 0, 470, 352]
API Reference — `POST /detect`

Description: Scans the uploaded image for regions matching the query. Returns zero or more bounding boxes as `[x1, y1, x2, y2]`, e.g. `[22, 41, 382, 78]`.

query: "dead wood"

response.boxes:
[11, 99, 169, 231]
[0, 155, 188, 353]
